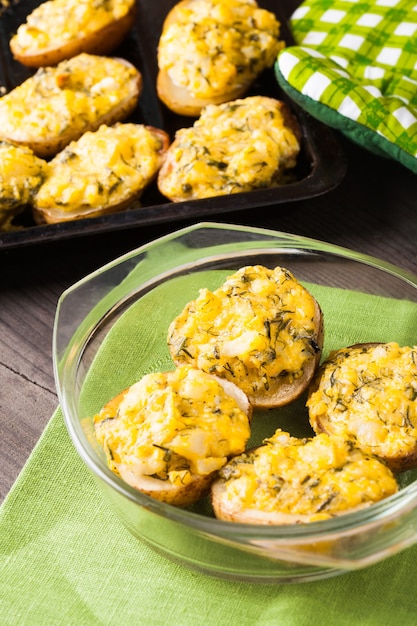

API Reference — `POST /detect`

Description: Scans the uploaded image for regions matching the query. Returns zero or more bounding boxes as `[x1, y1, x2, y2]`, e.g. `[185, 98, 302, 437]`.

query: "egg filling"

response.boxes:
[34, 123, 167, 214]
[215, 430, 398, 522]
[157, 96, 301, 200]
[167, 265, 320, 398]
[307, 342, 417, 468]
[0, 141, 48, 230]
[94, 365, 251, 488]
[158, 0, 282, 99]
[0, 53, 140, 148]
[10, 0, 135, 54]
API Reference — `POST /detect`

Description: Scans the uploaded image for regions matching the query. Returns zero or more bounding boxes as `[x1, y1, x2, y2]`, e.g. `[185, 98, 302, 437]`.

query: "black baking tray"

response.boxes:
[0, 0, 347, 250]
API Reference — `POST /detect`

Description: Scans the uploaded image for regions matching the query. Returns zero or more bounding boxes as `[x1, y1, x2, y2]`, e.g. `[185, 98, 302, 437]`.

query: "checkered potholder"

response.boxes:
[275, 0, 417, 172]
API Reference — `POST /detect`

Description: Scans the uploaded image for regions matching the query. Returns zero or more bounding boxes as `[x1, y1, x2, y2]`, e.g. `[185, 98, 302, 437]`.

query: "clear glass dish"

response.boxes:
[53, 222, 417, 583]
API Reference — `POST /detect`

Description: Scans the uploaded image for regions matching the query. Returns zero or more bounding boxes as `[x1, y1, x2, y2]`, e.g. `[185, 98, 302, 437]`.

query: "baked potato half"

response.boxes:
[0, 140, 48, 231]
[307, 342, 417, 472]
[167, 265, 323, 410]
[157, 96, 301, 202]
[156, 0, 283, 116]
[0, 53, 142, 158]
[10, 0, 137, 67]
[93, 365, 252, 507]
[211, 429, 398, 524]
[32, 123, 169, 224]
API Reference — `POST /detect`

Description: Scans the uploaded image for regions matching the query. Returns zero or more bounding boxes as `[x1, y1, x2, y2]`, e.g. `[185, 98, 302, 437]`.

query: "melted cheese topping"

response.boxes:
[167, 265, 319, 397]
[158, 0, 282, 98]
[10, 0, 135, 53]
[0, 141, 48, 229]
[307, 342, 417, 465]
[94, 365, 251, 486]
[0, 53, 139, 142]
[217, 430, 398, 522]
[158, 96, 300, 200]
[34, 123, 166, 213]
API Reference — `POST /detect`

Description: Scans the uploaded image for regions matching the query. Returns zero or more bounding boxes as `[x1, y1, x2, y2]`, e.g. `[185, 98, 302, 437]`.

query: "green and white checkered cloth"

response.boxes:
[275, 0, 417, 172]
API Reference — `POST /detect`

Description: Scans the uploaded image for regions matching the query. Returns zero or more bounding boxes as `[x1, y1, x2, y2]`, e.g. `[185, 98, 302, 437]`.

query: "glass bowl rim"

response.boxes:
[54, 221, 417, 543]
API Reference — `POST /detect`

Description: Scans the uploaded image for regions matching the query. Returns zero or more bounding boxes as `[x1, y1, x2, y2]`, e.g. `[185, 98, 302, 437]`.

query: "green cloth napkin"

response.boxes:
[2, 272, 417, 625]
[275, 0, 417, 173]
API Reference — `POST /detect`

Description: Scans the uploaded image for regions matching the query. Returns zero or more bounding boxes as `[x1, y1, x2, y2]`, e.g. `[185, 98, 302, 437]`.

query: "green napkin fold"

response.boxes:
[2, 272, 417, 625]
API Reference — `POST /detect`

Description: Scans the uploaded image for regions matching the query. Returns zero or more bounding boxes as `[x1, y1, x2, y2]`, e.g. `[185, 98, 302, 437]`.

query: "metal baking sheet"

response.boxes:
[0, 0, 347, 250]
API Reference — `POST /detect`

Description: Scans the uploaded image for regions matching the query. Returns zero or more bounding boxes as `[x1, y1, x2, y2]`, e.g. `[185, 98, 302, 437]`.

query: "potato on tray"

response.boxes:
[10, 0, 137, 67]
[167, 265, 323, 410]
[0, 141, 48, 231]
[32, 123, 169, 224]
[156, 0, 284, 116]
[0, 53, 142, 158]
[0, 0, 303, 230]
[157, 96, 301, 202]
[93, 365, 252, 506]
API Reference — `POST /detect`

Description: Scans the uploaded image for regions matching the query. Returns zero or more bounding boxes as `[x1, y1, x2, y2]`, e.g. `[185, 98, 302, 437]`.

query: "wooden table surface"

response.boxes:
[2, 134, 417, 503]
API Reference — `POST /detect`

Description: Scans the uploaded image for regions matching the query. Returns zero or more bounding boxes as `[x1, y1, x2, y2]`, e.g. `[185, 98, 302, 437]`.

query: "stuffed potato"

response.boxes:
[211, 429, 398, 524]
[167, 265, 323, 409]
[10, 0, 137, 67]
[93, 365, 252, 506]
[307, 342, 417, 472]
[0, 140, 48, 231]
[157, 0, 283, 116]
[157, 96, 301, 202]
[0, 53, 142, 158]
[33, 123, 169, 224]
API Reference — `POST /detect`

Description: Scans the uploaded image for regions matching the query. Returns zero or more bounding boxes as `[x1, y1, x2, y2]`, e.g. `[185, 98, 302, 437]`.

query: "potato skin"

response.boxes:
[307, 342, 417, 473]
[10, 2, 137, 67]
[32, 124, 170, 224]
[93, 368, 252, 507]
[0, 54, 142, 158]
[211, 430, 399, 524]
[156, 68, 249, 118]
[167, 265, 323, 410]
[156, 0, 283, 116]
[98, 389, 218, 507]
[211, 479, 317, 525]
[115, 465, 217, 507]
[158, 96, 302, 203]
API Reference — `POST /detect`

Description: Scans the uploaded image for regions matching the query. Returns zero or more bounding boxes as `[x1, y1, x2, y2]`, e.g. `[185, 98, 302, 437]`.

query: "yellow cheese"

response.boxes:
[10, 0, 135, 54]
[94, 365, 251, 486]
[0, 53, 139, 145]
[167, 265, 319, 397]
[158, 0, 282, 99]
[158, 96, 300, 200]
[307, 342, 417, 465]
[218, 429, 398, 521]
[0, 141, 48, 230]
[34, 123, 166, 213]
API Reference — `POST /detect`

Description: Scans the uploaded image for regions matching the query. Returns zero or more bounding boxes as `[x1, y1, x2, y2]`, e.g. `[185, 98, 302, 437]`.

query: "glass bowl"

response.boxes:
[53, 222, 417, 584]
